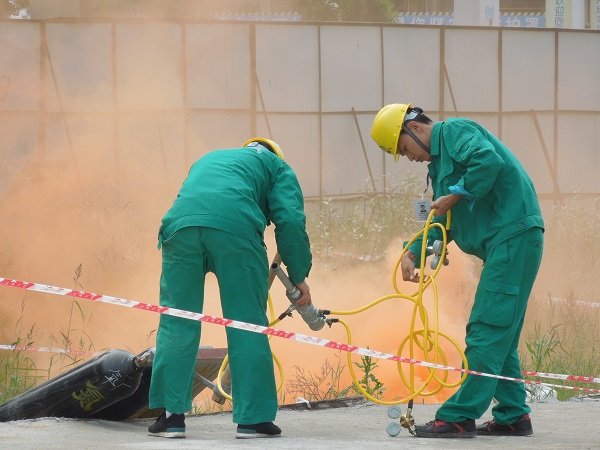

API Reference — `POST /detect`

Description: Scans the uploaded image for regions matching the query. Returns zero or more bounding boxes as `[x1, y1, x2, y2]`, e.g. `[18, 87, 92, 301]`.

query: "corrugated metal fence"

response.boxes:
[1, 19, 599, 204]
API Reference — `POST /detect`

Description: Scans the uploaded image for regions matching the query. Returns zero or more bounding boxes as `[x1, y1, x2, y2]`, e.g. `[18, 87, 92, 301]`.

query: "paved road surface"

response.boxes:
[0, 397, 598, 449]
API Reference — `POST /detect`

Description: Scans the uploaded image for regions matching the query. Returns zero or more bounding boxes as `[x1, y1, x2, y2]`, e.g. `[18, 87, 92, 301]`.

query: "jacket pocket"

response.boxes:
[157, 225, 177, 249]
[470, 281, 519, 327]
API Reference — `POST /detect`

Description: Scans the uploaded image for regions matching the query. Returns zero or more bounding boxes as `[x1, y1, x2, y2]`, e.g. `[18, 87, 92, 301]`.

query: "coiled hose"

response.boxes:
[215, 209, 468, 406]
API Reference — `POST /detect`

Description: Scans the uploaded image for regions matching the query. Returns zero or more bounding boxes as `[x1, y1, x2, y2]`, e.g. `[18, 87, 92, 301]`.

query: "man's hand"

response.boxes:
[431, 194, 461, 216]
[295, 281, 312, 307]
[401, 251, 420, 283]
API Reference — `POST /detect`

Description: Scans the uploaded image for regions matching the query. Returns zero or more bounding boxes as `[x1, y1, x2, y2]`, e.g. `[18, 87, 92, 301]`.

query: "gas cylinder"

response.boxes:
[0, 348, 154, 422]
[90, 365, 153, 421]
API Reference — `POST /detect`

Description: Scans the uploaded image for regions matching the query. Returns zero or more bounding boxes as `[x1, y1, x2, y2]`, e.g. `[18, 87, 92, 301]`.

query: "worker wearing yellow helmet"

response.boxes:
[371, 103, 430, 161]
[148, 137, 312, 440]
[372, 104, 545, 439]
[242, 136, 285, 159]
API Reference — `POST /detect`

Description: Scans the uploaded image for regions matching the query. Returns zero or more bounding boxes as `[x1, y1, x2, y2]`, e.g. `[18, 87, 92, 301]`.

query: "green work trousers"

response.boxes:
[436, 227, 543, 424]
[148, 226, 278, 424]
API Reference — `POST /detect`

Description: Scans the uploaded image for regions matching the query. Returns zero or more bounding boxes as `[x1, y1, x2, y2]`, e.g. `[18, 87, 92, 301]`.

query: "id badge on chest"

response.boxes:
[413, 199, 431, 222]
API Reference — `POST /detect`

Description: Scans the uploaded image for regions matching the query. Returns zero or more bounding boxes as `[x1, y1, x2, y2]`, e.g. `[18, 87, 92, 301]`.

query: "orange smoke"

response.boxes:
[267, 234, 477, 404]
[0, 161, 478, 406]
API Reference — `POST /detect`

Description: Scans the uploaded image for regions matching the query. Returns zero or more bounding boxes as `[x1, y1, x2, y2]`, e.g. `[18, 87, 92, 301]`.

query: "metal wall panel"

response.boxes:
[502, 30, 555, 112]
[444, 29, 499, 112]
[445, 112, 499, 135]
[321, 113, 384, 195]
[116, 23, 183, 111]
[45, 23, 113, 112]
[558, 32, 600, 111]
[557, 114, 600, 192]
[382, 27, 441, 110]
[187, 111, 252, 158]
[255, 24, 320, 112]
[186, 24, 251, 110]
[502, 112, 556, 194]
[117, 113, 186, 196]
[1, 20, 599, 200]
[0, 22, 39, 111]
[255, 113, 321, 197]
[0, 114, 38, 194]
[320, 26, 382, 112]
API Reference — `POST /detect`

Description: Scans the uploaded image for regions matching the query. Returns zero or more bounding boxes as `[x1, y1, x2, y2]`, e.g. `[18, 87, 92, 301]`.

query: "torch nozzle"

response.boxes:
[271, 263, 326, 331]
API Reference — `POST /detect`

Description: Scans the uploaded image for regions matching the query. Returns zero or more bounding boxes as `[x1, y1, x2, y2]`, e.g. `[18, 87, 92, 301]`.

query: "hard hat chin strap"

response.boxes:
[402, 124, 430, 154]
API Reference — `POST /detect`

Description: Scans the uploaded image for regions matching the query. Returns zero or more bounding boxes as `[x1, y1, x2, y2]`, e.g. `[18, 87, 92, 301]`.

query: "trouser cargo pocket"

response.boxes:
[470, 281, 520, 327]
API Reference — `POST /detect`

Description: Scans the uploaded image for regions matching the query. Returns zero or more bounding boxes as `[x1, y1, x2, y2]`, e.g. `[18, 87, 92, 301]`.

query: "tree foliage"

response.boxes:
[0, 0, 30, 18]
[4, 0, 400, 22]
[293, 0, 398, 23]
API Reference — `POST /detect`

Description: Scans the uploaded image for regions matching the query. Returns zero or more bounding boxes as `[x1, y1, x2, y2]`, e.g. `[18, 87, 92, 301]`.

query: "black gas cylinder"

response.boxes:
[0, 348, 154, 422]
[90, 365, 153, 421]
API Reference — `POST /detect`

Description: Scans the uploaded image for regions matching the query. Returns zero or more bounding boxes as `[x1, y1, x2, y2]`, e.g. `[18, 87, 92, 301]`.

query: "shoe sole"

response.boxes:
[415, 431, 476, 438]
[477, 430, 533, 436]
[148, 431, 186, 438]
[236, 433, 281, 439]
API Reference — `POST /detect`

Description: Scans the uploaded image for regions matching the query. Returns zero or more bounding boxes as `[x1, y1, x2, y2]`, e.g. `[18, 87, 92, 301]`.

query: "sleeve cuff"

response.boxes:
[449, 184, 475, 211]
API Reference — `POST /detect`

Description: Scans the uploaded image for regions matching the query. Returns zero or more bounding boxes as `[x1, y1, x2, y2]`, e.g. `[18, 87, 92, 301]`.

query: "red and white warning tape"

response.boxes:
[546, 295, 600, 309]
[521, 370, 599, 385]
[1, 277, 599, 394]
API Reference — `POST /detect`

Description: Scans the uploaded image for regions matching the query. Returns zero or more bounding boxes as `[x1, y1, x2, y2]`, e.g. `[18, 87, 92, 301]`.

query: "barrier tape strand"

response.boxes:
[1, 277, 599, 394]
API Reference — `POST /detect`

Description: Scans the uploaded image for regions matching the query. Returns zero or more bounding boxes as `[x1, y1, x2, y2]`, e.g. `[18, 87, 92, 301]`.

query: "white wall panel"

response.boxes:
[382, 27, 440, 110]
[444, 112, 499, 135]
[444, 29, 499, 112]
[255, 114, 320, 197]
[558, 32, 600, 110]
[320, 26, 382, 112]
[45, 24, 112, 112]
[0, 115, 38, 195]
[116, 23, 183, 111]
[186, 24, 251, 110]
[322, 114, 384, 195]
[256, 25, 319, 112]
[2, 21, 599, 199]
[557, 114, 600, 192]
[118, 113, 186, 197]
[502, 30, 555, 111]
[187, 111, 252, 160]
[502, 112, 556, 194]
[0, 23, 39, 111]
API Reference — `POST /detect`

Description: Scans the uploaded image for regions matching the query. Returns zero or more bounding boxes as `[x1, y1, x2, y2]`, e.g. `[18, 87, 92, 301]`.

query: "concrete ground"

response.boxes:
[0, 397, 598, 449]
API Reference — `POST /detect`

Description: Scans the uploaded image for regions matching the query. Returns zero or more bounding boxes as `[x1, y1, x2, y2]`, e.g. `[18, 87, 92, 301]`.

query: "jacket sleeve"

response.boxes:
[445, 124, 504, 200]
[268, 161, 312, 285]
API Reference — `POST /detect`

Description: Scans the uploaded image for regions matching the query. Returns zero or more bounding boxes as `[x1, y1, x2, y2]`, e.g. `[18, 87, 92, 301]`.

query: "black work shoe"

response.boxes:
[477, 414, 533, 436]
[415, 419, 476, 438]
[236, 421, 282, 439]
[147, 412, 186, 438]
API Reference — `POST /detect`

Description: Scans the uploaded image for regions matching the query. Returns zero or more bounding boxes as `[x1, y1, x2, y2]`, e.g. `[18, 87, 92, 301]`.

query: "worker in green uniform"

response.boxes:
[371, 104, 544, 438]
[147, 138, 312, 440]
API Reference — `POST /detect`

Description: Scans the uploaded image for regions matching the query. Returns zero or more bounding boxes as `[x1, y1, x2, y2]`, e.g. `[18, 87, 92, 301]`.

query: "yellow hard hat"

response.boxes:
[370, 103, 412, 161]
[243, 137, 285, 159]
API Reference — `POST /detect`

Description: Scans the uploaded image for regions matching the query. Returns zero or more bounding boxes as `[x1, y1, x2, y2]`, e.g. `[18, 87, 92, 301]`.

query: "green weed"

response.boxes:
[520, 294, 600, 400]
[0, 265, 98, 403]
[0, 303, 48, 403]
[354, 352, 385, 399]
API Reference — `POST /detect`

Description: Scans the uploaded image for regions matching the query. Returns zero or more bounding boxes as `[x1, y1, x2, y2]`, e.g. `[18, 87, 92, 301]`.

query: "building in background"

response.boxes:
[5, 0, 600, 29]
[545, 0, 599, 29]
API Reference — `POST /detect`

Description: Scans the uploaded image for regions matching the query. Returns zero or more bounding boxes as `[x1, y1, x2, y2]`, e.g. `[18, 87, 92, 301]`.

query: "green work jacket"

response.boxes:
[409, 118, 544, 264]
[159, 146, 312, 284]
